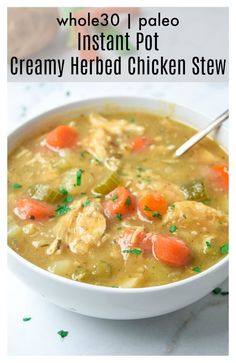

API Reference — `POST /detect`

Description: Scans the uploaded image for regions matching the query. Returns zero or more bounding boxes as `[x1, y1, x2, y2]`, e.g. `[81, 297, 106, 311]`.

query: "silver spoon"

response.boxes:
[174, 109, 229, 158]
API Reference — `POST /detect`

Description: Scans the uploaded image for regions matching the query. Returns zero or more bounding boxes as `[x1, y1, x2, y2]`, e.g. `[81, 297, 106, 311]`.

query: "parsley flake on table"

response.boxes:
[56, 205, 71, 216]
[220, 243, 229, 255]
[212, 287, 221, 294]
[22, 317, 32, 322]
[13, 183, 22, 189]
[57, 330, 69, 338]
[123, 248, 142, 255]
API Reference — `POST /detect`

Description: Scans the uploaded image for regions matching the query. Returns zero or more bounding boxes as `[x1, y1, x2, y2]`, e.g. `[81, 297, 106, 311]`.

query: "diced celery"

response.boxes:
[93, 172, 122, 195]
[181, 180, 208, 202]
[28, 184, 63, 203]
[92, 260, 112, 278]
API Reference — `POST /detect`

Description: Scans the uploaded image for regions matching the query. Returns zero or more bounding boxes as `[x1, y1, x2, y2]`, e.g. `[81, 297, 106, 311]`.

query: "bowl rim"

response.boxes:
[8, 96, 229, 293]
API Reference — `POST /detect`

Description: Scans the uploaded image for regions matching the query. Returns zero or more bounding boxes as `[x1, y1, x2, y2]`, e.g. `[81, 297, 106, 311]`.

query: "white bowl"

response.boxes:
[8, 97, 228, 320]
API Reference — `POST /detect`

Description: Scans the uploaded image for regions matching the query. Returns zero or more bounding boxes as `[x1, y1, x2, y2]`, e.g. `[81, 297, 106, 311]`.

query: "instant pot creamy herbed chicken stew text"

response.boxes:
[8, 111, 229, 288]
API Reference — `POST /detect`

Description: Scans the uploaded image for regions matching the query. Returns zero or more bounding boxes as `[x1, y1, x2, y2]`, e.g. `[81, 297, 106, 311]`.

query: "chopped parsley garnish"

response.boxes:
[169, 225, 177, 233]
[76, 169, 84, 186]
[80, 192, 87, 196]
[13, 183, 22, 189]
[22, 317, 32, 322]
[64, 194, 74, 203]
[112, 194, 119, 201]
[144, 205, 152, 211]
[220, 243, 229, 255]
[123, 248, 142, 255]
[152, 211, 162, 219]
[116, 213, 122, 221]
[212, 287, 221, 294]
[192, 266, 201, 273]
[56, 205, 71, 216]
[112, 285, 119, 288]
[59, 186, 68, 195]
[137, 166, 144, 172]
[57, 330, 69, 338]
[205, 241, 212, 249]
[82, 199, 91, 208]
[125, 196, 131, 207]
[169, 204, 175, 209]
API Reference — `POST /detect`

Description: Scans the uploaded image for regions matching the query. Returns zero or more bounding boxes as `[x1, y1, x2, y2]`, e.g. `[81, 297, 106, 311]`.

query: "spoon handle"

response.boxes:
[174, 109, 229, 158]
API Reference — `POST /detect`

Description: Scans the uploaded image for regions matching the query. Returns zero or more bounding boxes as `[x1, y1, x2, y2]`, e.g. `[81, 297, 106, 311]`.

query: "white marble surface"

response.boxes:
[8, 82, 228, 355]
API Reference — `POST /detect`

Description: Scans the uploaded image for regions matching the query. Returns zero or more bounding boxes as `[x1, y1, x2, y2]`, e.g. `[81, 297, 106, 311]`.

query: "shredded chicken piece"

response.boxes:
[84, 113, 145, 171]
[46, 238, 61, 255]
[163, 201, 228, 232]
[84, 128, 121, 171]
[52, 198, 106, 254]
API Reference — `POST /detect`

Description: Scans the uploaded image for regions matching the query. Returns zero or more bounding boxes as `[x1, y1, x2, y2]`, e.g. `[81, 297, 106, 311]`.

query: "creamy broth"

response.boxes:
[8, 111, 228, 288]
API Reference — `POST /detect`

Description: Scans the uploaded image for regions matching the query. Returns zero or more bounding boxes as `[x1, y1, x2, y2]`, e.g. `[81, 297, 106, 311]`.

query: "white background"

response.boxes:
[8, 81, 228, 355]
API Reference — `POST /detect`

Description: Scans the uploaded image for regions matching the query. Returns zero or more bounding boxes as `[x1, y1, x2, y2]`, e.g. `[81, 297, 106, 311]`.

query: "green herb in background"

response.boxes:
[97, 25, 136, 55]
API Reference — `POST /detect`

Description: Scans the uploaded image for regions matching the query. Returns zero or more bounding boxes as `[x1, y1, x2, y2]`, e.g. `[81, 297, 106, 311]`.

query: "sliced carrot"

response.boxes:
[14, 198, 55, 220]
[153, 234, 192, 267]
[46, 125, 78, 149]
[210, 164, 229, 192]
[138, 193, 168, 220]
[131, 136, 152, 153]
[103, 186, 136, 219]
